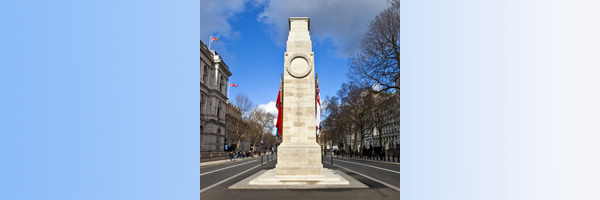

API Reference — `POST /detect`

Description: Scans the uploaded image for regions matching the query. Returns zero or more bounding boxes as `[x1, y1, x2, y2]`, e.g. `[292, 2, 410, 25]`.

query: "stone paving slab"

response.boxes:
[229, 169, 368, 189]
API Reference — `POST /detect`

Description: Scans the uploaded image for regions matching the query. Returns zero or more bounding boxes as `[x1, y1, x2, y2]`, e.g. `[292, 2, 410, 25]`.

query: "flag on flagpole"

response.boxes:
[209, 36, 220, 50]
[316, 82, 321, 136]
[275, 87, 283, 136]
[229, 83, 238, 87]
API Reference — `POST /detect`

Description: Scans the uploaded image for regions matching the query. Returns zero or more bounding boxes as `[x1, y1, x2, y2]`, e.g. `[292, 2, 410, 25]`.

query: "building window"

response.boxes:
[217, 129, 221, 143]
[201, 94, 205, 114]
[219, 76, 224, 92]
[208, 99, 212, 115]
[203, 66, 208, 84]
[217, 101, 221, 118]
[218, 75, 221, 92]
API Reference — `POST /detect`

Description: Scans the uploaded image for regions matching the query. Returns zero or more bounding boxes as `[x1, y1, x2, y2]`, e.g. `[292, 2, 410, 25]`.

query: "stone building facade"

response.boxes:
[201, 40, 232, 152]
[363, 93, 400, 151]
[343, 93, 400, 153]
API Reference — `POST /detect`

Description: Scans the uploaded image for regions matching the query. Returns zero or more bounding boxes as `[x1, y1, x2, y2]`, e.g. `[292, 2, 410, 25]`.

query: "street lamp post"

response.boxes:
[376, 112, 382, 160]
[261, 132, 264, 152]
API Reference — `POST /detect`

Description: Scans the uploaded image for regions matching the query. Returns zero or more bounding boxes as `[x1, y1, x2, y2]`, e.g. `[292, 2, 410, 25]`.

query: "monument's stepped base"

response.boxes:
[275, 143, 323, 175]
[228, 169, 368, 189]
[250, 169, 348, 185]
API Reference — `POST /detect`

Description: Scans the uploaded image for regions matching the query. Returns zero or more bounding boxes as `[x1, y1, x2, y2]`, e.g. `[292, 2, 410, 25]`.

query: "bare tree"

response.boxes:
[251, 107, 275, 151]
[340, 83, 375, 156]
[347, 0, 399, 93]
[230, 93, 256, 151]
[234, 92, 253, 116]
[322, 95, 349, 152]
[263, 131, 276, 150]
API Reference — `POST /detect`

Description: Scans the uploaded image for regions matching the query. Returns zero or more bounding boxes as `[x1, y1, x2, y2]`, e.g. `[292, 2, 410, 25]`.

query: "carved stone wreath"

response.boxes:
[286, 53, 313, 78]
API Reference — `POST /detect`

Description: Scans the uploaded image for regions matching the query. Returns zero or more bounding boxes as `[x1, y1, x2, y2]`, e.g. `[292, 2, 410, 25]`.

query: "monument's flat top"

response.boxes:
[289, 17, 310, 31]
[289, 17, 310, 20]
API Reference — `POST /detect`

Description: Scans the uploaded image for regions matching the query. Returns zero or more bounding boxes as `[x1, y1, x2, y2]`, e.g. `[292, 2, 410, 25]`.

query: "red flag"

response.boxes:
[275, 89, 282, 135]
[229, 83, 238, 87]
[316, 83, 321, 135]
[210, 36, 220, 41]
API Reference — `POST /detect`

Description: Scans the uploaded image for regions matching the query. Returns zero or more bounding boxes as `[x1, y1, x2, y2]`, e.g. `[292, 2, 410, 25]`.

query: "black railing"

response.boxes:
[200, 152, 230, 162]
[260, 154, 277, 165]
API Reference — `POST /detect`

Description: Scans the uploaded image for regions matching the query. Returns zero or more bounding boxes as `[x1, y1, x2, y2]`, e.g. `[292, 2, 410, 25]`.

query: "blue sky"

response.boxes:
[201, 0, 391, 117]
[1, 1, 199, 199]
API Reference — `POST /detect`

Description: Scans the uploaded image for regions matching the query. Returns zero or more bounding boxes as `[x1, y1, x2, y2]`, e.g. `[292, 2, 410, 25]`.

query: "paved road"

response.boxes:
[324, 155, 400, 190]
[200, 154, 400, 200]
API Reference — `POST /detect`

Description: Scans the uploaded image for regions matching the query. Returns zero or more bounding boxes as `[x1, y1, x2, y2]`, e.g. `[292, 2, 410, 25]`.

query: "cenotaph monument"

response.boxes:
[229, 18, 367, 189]
[275, 17, 323, 176]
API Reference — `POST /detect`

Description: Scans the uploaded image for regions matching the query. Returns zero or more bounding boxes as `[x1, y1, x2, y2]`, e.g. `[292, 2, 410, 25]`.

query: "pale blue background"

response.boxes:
[402, 0, 600, 199]
[1, 1, 199, 199]
[2, 0, 600, 199]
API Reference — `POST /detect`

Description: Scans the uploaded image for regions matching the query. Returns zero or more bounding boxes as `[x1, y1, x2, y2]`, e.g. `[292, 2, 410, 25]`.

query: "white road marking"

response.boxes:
[200, 164, 261, 193]
[200, 158, 277, 193]
[333, 159, 400, 174]
[335, 164, 400, 192]
[200, 160, 257, 176]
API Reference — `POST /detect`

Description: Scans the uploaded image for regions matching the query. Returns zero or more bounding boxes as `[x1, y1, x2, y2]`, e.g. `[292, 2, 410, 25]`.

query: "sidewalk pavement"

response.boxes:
[200, 157, 256, 167]
[325, 155, 400, 166]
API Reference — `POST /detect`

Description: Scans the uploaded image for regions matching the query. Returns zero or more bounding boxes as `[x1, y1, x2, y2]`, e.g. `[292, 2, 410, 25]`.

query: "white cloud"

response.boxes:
[257, 101, 278, 135]
[200, 0, 269, 64]
[256, 101, 279, 135]
[201, 0, 391, 59]
[256, 101, 278, 116]
[200, 0, 248, 41]
[257, 0, 390, 57]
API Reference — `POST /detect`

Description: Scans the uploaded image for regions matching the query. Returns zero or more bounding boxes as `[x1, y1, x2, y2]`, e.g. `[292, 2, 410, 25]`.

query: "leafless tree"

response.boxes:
[234, 92, 253, 116]
[339, 83, 375, 156]
[347, 0, 399, 93]
[231, 93, 257, 151]
[322, 95, 350, 152]
[262, 131, 276, 150]
[251, 107, 275, 151]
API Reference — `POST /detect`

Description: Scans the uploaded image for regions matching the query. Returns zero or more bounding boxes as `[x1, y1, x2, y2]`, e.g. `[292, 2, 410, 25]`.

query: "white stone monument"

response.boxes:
[230, 18, 367, 189]
[243, 17, 349, 187]
[275, 17, 323, 176]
